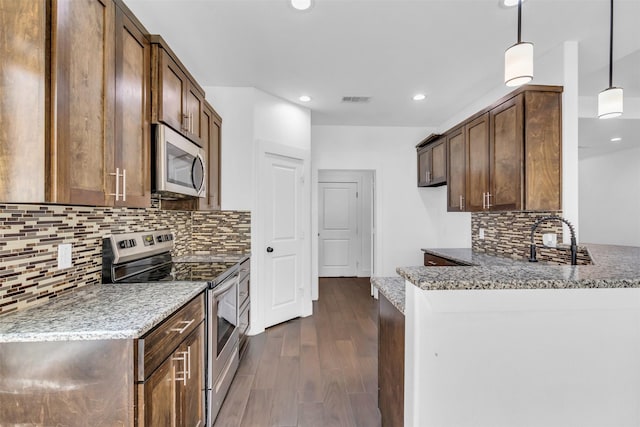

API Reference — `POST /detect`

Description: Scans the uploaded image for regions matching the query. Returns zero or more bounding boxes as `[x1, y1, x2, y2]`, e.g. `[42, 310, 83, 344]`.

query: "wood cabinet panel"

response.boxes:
[115, 5, 150, 208]
[0, 339, 133, 425]
[524, 91, 562, 211]
[417, 146, 431, 186]
[0, 0, 47, 202]
[182, 322, 205, 427]
[431, 140, 447, 183]
[199, 100, 222, 210]
[186, 86, 204, 145]
[156, 48, 186, 134]
[139, 294, 204, 381]
[490, 95, 523, 211]
[378, 293, 404, 427]
[51, 0, 115, 205]
[423, 253, 463, 266]
[144, 347, 179, 427]
[447, 128, 465, 211]
[465, 113, 490, 211]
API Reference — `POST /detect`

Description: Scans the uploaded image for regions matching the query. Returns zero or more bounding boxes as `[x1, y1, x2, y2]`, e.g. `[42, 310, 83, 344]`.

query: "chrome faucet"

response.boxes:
[528, 215, 578, 265]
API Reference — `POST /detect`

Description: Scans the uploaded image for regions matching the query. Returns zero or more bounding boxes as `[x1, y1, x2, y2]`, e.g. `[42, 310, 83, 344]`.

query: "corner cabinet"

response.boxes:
[416, 134, 446, 187]
[446, 85, 562, 212]
[0, 0, 151, 207]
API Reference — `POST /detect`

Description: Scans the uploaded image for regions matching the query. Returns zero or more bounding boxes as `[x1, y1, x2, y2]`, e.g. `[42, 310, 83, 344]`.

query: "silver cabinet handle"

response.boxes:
[459, 195, 464, 210]
[427, 171, 431, 182]
[190, 111, 194, 134]
[172, 350, 189, 385]
[122, 169, 127, 202]
[486, 192, 492, 208]
[186, 345, 191, 380]
[109, 167, 121, 201]
[482, 192, 486, 209]
[170, 319, 195, 334]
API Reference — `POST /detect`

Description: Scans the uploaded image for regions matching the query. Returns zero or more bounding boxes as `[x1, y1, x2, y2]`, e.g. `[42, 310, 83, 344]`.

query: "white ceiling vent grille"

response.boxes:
[341, 96, 371, 103]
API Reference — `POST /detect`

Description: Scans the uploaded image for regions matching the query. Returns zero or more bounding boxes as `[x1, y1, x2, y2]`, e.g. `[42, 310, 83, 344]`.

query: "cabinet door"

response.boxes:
[185, 85, 204, 145]
[446, 128, 466, 211]
[465, 113, 490, 211]
[51, 0, 115, 205]
[181, 323, 205, 427]
[157, 48, 187, 134]
[144, 352, 178, 427]
[199, 102, 221, 210]
[0, 0, 47, 203]
[489, 95, 523, 211]
[114, 6, 150, 208]
[430, 139, 447, 184]
[417, 146, 431, 187]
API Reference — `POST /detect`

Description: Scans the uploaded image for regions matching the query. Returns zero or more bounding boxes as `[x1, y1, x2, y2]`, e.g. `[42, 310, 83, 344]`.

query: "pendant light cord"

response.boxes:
[517, 0, 522, 43]
[609, 0, 614, 89]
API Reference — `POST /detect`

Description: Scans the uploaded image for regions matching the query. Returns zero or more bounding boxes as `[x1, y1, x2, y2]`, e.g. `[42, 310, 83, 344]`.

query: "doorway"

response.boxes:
[317, 170, 375, 278]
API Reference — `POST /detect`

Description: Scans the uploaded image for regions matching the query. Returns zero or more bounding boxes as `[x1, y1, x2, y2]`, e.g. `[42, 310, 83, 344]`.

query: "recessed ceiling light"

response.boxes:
[610, 137, 622, 143]
[299, 95, 311, 102]
[413, 94, 426, 101]
[291, 0, 312, 11]
[502, 0, 526, 7]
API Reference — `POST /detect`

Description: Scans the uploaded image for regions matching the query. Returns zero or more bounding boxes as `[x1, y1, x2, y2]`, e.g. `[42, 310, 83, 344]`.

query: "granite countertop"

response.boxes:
[399, 244, 640, 291]
[0, 282, 208, 343]
[371, 277, 405, 314]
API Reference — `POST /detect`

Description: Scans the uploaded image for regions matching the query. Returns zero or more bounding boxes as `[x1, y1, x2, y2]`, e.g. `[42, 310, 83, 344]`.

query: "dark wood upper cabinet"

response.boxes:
[114, 3, 151, 208]
[0, 0, 47, 203]
[489, 94, 524, 211]
[465, 113, 490, 211]
[417, 134, 446, 187]
[151, 36, 206, 147]
[50, 0, 116, 206]
[445, 85, 562, 212]
[199, 100, 222, 210]
[0, 0, 151, 207]
[446, 128, 466, 211]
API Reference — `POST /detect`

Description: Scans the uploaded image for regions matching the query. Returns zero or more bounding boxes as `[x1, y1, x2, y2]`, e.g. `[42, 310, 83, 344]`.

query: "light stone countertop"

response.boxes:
[0, 282, 208, 343]
[173, 252, 250, 264]
[371, 276, 405, 314]
[399, 244, 640, 291]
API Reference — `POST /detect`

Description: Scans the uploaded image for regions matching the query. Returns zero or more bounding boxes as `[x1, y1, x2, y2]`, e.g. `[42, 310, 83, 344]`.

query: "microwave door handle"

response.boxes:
[191, 154, 206, 196]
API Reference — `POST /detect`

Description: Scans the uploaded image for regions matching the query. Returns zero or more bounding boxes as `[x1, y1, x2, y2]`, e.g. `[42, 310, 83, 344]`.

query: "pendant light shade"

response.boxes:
[598, 0, 623, 119]
[504, 0, 533, 87]
[505, 42, 533, 87]
[598, 87, 623, 119]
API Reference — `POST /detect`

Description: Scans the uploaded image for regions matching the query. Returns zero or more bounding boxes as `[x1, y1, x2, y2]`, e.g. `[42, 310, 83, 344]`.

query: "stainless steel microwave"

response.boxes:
[154, 124, 206, 198]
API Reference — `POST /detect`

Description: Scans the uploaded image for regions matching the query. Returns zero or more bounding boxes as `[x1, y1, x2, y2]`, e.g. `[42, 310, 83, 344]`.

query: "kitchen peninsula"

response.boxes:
[374, 244, 640, 427]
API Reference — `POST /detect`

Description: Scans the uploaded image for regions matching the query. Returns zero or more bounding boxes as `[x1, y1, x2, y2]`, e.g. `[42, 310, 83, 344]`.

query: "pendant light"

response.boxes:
[598, 0, 623, 119]
[504, 0, 533, 87]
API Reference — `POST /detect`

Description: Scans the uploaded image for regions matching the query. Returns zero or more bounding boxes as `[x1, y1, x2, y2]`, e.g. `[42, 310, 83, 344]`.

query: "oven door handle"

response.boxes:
[212, 273, 239, 297]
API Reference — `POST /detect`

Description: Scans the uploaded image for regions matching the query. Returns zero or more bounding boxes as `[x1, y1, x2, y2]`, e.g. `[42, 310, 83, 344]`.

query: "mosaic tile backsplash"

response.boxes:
[0, 204, 250, 316]
[471, 211, 591, 265]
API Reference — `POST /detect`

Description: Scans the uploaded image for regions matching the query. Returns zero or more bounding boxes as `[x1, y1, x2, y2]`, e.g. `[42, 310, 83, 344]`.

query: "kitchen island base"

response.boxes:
[405, 282, 640, 427]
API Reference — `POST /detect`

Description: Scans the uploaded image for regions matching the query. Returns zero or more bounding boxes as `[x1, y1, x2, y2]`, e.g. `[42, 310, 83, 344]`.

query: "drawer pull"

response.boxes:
[172, 350, 189, 385]
[170, 319, 195, 334]
[427, 261, 437, 266]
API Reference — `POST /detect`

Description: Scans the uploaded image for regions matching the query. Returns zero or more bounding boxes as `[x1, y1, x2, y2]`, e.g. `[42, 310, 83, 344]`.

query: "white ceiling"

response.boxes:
[125, 0, 640, 147]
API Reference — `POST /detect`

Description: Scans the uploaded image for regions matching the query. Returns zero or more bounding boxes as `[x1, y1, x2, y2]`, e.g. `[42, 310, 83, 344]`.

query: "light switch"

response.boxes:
[58, 243, 72, 269]
[479, 228, 485, 240]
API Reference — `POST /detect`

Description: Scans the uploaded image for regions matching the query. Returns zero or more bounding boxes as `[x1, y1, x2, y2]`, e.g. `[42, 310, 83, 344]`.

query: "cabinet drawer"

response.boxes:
[423, 253, 461, 267]
[138, 293, 205, 380]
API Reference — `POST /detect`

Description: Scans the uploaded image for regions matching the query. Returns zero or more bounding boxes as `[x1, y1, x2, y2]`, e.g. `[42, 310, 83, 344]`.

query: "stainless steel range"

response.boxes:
[102, 230, 247, 426]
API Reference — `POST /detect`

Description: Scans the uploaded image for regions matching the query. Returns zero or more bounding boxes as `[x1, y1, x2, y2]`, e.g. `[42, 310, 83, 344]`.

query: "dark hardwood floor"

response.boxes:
[213, 277, 381, 427]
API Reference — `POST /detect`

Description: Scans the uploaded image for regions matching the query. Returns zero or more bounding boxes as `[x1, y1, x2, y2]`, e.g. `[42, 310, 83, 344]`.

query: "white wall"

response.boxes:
[312, 126, 471, 278]
[204, 86, 312, 334]
[579, 146, 640, 246]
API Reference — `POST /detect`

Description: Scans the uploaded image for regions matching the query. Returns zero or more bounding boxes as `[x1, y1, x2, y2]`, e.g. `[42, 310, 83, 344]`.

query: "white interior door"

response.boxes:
[263, 153, 304, 328]
[318, 182, 358, 277]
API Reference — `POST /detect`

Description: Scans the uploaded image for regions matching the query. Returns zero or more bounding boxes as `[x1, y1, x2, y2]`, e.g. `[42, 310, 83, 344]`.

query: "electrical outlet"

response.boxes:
[58, 243, 72, 269]
[542, 233, 557, 248]
[479, 228, 485, 240]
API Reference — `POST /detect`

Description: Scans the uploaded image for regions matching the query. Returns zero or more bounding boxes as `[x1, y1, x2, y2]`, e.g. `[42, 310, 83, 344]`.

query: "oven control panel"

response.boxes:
[106, 229, 174, 265]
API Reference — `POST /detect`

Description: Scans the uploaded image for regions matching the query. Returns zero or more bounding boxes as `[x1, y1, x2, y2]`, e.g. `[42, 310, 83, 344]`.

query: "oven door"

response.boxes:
[208, 273, 239, 386]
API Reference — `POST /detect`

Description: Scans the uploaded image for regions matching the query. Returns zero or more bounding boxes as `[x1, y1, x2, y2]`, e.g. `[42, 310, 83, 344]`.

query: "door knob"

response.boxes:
[266, 247, 274, 253]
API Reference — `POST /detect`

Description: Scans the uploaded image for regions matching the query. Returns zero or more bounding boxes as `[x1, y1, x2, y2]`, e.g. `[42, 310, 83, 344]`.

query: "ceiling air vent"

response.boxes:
[341, 96, 371, 103]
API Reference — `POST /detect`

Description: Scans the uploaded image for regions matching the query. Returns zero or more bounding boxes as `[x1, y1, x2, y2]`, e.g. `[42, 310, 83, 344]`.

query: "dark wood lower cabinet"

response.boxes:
[0, 339, 134, 426]
[378, 293, 405, 427]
